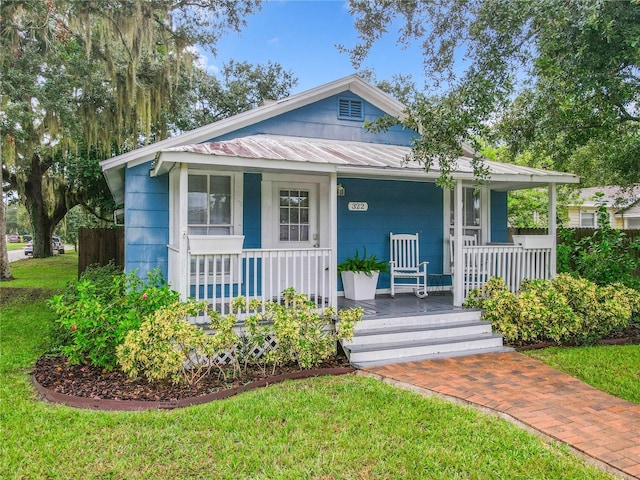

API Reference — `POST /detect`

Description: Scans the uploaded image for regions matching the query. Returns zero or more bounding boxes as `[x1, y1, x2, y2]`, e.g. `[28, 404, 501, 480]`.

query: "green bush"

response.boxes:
[465, 275, 640, 346]
[557, 202, 640, 289]
[233, 288, 363, 371]
[117, 301, 236, 385]
[48, 269, 180, 370]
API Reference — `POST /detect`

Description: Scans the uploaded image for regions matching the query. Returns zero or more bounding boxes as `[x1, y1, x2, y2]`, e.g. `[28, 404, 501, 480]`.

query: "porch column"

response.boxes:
[453, 180, 464, 306]
[329, 172, 338, 310]
[178, 163, 190, 301]
[548, 182, 557, 278]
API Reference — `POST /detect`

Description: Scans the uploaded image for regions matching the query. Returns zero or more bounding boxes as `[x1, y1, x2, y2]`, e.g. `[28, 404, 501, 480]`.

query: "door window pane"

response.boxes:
[279, 189, 310, 242]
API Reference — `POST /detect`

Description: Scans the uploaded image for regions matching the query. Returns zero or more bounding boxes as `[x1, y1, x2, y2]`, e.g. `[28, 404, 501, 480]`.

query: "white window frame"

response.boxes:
[443, 186, 489, 273]
[579, 210, 597, 228]
[187, 170, 243, 236]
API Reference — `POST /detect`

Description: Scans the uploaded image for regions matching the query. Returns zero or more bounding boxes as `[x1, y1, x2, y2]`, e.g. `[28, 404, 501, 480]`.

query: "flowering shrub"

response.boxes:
[232, 288, 363, 372]
[464, 275, 640, 345]
[117, 301, 238, 385]
[49, 268, 179, 370]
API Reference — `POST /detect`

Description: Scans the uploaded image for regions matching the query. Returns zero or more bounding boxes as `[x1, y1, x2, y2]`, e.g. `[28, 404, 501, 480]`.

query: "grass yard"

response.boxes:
[0, 257, 617, 479]
[525, 344, 640, 404]
[6, 242, 27, 251]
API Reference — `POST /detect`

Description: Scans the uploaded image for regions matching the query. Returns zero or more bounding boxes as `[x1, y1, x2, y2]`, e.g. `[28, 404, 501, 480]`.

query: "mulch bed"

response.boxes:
[32, 355, 354, 410]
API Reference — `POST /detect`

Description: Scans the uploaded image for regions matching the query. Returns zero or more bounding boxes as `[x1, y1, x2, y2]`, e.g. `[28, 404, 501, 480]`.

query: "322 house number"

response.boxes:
[348, 202, 368, 211]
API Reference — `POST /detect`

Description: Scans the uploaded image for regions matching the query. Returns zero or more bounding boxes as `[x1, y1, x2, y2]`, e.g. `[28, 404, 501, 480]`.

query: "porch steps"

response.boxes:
[342, 310, 512, 368]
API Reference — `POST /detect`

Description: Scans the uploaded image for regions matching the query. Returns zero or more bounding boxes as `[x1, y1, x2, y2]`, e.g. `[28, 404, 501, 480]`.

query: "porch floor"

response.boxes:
[338, 292, 463, 319]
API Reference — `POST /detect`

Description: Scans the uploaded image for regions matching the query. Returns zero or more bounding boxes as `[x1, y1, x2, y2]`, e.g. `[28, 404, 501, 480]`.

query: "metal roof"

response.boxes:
[154, 134, 579, 189]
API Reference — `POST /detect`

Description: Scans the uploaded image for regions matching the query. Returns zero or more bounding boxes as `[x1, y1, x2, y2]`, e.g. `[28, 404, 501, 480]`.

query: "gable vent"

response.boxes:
[338, 98, 363, 120]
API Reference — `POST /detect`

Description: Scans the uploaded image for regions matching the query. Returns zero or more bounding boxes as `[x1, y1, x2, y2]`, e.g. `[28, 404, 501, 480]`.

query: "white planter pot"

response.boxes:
[341, 271, 380, 301]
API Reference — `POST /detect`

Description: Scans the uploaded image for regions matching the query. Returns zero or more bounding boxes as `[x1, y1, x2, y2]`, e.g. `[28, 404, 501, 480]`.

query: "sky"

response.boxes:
[201, 0, 429, 94]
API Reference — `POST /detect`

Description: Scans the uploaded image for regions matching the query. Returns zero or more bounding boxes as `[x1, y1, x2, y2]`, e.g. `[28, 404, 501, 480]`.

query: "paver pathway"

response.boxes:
[364, 352, 640, 479]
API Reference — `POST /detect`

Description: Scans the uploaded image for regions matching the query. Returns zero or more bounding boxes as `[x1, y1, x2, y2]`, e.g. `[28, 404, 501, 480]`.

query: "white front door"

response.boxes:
[261, 179, 327, 302]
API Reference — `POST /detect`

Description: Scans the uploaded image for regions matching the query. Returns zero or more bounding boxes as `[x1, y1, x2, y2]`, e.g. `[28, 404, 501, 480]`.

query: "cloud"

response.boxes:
[268, 37, 279, 47]
[190, 45, 220, 75]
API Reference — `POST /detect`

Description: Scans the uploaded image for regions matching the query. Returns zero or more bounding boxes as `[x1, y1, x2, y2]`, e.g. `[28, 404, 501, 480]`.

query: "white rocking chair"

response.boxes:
[389, 233, 429, 298]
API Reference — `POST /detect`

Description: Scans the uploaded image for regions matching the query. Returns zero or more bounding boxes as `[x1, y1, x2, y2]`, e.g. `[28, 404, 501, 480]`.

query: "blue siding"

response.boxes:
[124, 162, 169, 278]
[491, 191, 509, 242]
[243, 173, 262, 248]
[212, 93, 417, 146]
[337, 178, 444, 291]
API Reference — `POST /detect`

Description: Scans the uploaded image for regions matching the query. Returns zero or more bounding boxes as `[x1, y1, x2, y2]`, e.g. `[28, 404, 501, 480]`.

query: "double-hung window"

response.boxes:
[188, 174, 232, 235]
[449, 188, 481, 238]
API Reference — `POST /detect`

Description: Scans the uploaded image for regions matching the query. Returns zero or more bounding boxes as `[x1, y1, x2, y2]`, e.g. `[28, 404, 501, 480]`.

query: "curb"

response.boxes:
[32, 366, 355, 411]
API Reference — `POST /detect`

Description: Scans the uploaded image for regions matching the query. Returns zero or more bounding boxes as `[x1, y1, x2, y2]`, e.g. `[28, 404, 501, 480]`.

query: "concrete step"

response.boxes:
[344, 333, 506, 365]
[353, 309, 482, 332]
[344, 320, 493, 346]
[352, 346, 515, 368]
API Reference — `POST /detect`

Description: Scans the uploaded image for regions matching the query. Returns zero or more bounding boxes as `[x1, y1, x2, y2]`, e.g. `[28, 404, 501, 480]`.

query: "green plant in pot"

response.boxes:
[338, 248, 388, 300]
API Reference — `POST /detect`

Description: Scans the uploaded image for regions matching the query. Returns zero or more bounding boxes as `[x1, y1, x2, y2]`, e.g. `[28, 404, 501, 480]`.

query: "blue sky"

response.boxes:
[201, 0, 428, 93]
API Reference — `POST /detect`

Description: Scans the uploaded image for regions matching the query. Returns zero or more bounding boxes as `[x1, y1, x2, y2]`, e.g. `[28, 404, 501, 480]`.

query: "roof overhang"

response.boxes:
[151, 135, 580, 189]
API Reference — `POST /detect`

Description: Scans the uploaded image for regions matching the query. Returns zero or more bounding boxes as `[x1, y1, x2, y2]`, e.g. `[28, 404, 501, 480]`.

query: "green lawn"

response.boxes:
[6, 242, 27, 251]
[0, 257, 616, 479]
[525, 344, 640, 404]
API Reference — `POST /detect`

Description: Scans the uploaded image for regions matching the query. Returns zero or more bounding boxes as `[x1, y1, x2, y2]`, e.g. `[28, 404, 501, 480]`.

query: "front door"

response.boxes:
[272, 182, 319, 248]
[263, 181, 325, 302]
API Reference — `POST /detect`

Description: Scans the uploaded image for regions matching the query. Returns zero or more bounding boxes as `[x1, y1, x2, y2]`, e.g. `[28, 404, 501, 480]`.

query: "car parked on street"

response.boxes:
[7, 235, 21, 243]
[52, 236, 65, 254]
[24, 236, 65, 256]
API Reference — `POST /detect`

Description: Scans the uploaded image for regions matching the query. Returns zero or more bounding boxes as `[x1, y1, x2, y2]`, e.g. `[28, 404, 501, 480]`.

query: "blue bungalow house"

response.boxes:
[101, 75, 579, 365]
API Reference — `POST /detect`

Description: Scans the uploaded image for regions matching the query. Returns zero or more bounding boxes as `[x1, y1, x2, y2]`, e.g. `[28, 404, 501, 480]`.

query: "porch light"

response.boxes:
[337, 184, 345, 196]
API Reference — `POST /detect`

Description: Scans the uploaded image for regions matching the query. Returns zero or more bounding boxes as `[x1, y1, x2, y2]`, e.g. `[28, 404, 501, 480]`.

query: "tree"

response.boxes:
[0, 0, 264, 258]
[346, 0, 640, 187]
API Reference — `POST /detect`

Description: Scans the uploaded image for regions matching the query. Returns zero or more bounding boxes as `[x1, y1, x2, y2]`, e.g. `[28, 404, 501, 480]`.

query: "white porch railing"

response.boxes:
[188, 248, 334, 316]
[462, 245, 552, 298]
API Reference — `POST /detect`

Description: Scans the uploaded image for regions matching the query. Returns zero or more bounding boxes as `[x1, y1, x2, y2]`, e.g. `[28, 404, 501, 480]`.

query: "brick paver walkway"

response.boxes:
[364, 352, 640, 479]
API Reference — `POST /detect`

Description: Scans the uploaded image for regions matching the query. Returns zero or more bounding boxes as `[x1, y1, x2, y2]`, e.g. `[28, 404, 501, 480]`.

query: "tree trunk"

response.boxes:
[22, 153, 73, 258]
[0, 151, 12, 280]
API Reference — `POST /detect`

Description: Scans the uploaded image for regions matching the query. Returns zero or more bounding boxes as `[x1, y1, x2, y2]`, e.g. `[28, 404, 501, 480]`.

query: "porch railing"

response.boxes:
[188, 248, 334, 317]
[462, 245, 552, 298]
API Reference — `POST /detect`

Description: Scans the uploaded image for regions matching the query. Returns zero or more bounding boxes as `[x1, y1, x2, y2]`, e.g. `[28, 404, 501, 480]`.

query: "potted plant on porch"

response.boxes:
[338, 248, 388, 300]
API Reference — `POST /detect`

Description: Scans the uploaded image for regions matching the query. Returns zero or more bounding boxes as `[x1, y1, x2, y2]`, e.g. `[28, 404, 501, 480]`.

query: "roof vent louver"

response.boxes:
[338, 98, 363, 120]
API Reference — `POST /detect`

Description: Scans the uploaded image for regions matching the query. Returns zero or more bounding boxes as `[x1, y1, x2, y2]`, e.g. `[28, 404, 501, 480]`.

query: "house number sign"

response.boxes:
[348, 202, 368, 211]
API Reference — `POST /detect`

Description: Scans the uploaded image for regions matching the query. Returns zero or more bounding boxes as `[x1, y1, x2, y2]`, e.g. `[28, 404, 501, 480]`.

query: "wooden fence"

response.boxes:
[78, 228, 124, 277]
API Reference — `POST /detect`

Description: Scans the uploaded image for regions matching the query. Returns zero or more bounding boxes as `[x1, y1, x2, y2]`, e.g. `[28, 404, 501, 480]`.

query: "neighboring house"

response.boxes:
[567, 186, 640, 229]
[100, 75, 579, 313]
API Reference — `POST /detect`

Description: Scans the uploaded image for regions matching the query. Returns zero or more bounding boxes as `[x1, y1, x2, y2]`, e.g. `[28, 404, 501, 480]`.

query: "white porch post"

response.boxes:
[548, 182, 557, 278]
[178, 163, 189, 301]
[453, 180, 464, 306]
[330, 172, 338, 310]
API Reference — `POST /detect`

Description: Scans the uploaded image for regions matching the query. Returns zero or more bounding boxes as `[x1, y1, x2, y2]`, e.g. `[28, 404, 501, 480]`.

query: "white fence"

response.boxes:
[462, 245, 552, 298]
[188, 248, 334, 317]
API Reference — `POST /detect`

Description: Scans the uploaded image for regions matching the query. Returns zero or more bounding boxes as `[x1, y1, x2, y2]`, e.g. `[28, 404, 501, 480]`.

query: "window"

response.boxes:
[338, 98, 363, 120]
[449, 188, 481, 237]
[580, 211, 596, 228]
[279, 189, 310, 241]
[188, 174, 232, 235]
[626, 217, 640, 229]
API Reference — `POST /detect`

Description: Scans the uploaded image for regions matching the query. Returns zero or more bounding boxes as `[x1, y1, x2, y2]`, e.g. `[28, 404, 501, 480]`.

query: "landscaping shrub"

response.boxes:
[233, 288, 363, 372]
[465, 275, 640, 346]
[117, 301, 238, 385]
[49, 268, 179, 370]
[557, 203, 640, 289]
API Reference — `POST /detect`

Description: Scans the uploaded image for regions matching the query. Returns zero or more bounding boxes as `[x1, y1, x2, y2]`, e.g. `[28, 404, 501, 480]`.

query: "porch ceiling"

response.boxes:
[153, 134, 579, 188]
